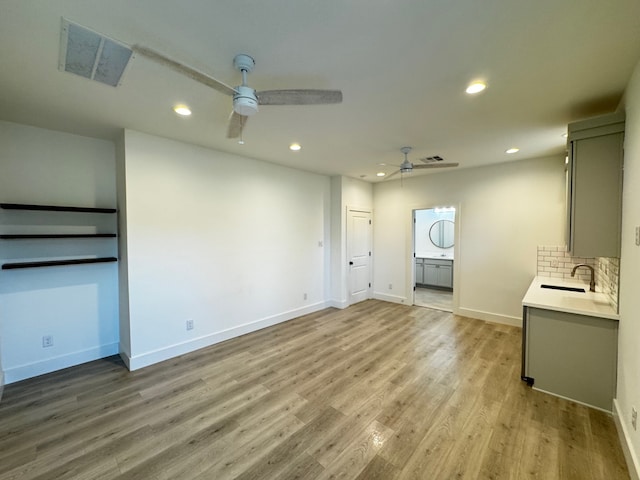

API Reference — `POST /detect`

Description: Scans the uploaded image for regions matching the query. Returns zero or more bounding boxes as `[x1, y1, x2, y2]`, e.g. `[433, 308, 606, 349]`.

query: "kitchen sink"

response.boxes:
[540, 284, 585, 293]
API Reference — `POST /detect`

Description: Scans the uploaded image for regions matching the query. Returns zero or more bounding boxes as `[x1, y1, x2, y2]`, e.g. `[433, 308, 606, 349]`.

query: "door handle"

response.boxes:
[349, 261, 354, 265]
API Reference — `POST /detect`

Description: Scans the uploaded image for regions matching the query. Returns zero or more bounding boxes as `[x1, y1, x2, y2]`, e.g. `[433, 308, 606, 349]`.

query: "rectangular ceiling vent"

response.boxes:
[59, 18, 132, 87]
[421, 155, 444, 163]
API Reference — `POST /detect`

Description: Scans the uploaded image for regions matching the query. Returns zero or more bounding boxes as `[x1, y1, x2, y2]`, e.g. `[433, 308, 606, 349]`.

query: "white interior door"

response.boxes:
[347, 208, 372, 305]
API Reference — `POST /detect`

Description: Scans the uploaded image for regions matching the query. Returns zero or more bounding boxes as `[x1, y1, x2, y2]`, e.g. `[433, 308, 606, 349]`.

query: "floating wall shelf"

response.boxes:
[0, 203, 116, 214]
[1, 201, 118, 270]
[2, 257, 118, 270]
[1, 234, 116, 239]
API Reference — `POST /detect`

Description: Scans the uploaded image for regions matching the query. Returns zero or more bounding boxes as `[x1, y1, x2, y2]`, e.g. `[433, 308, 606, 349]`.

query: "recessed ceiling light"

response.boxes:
[173, 104, 191, 116]
[465, 82, 487, 94]
[289, 143, 301, 151]
[506, 147, 520, 154]
[377, 172, 386, 177]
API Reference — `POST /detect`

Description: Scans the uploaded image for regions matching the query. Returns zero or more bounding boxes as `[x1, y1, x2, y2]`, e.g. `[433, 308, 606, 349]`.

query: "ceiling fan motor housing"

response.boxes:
[400, 160, 413, 173]
[233, 85, 259, 116]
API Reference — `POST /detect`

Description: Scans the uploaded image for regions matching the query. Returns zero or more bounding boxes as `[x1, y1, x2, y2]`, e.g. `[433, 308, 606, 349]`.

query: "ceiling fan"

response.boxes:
[132, 46, 343, 140]
[386, 146, 459, 180]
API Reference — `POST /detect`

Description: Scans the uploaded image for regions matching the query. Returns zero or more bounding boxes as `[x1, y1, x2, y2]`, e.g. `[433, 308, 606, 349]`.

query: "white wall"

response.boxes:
[118, 130, 332, 369]
[0, 121, 119, 383]
[616, 57, 640, 478]
[373, 155, 566, 324]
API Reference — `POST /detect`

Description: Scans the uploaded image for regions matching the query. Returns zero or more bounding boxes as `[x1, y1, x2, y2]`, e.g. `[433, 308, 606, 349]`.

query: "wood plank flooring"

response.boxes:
[0, 300, 629, 479]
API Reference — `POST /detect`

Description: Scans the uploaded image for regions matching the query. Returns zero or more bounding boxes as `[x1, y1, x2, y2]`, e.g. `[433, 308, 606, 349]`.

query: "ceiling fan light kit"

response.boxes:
[233, 85, 259, 116]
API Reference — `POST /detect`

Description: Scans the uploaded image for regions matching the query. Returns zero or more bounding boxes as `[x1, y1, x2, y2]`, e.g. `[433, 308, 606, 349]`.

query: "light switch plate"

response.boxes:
[636, 226, 640, 246]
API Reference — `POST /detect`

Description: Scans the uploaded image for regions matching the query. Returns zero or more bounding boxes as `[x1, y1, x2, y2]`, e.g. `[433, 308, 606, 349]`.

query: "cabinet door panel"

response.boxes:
[437, 266, 452, 288]
[424, 264, 438, 285]
[415, 261, 424, 285]
[571, 133, 623, 257]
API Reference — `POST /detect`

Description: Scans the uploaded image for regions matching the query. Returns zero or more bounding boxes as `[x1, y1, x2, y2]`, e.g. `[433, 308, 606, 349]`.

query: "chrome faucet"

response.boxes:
[571, 264, 595, 292]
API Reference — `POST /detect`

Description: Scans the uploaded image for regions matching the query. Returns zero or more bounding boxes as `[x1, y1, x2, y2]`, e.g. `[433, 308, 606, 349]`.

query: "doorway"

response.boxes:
[413, 207, 455, 312]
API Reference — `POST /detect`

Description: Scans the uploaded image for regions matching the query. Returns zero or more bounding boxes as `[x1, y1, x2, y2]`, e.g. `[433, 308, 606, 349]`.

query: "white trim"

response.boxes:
[614, 398, 640, 480]
[456, 307, 522, 327]
[408, 203, 461, 312]
[4, 342, 119, 384]
[373, 292, 408, 304]
[329, 299, 349, 309]
[124, 301, 329, 371]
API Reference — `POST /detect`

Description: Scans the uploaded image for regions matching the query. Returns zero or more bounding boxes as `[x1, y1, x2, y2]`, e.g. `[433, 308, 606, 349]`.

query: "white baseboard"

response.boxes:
[123, 301, 329, 371]
[614, 398, 640, 480]
[5, 342, 120, 384]
[373, 292, 408, 304]
[329, 299, 349, 309]
[456, 307, 522, 327]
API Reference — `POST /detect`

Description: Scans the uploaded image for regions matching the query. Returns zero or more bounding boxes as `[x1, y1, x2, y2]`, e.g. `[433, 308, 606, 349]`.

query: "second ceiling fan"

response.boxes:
[386, 146, 459, 179]
[132, 46, 343, 140]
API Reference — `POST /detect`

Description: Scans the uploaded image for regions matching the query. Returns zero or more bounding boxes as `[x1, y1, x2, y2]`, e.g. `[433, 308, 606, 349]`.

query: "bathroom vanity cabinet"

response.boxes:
[566, 112, 624, 258]
[416, 257, 453, 289]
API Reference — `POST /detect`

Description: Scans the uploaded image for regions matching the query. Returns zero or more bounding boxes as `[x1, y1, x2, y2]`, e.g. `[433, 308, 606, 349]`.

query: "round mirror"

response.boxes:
[429, 220, 454, 248]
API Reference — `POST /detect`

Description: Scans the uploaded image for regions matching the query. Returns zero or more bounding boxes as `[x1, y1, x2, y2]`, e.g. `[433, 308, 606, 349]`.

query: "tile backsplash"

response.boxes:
[536, 245, 619, 312]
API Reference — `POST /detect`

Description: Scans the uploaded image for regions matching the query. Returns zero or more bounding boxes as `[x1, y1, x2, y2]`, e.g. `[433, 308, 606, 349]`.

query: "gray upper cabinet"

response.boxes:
[567, 112, 624, 258]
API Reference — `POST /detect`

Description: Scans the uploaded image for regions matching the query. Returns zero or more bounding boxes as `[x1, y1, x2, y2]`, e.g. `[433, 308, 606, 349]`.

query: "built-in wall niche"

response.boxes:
[0, 203, 117, 269]
[415, 207, 456, 258]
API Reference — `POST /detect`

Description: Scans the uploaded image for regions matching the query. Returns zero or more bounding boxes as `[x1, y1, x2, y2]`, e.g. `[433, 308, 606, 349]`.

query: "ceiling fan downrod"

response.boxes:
[232, 54, 259, 116]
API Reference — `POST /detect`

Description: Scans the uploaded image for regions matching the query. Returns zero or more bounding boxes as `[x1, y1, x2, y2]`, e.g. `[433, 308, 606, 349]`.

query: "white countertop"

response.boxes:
[522, 276, 619, 321]
[416, 254, 454, 260]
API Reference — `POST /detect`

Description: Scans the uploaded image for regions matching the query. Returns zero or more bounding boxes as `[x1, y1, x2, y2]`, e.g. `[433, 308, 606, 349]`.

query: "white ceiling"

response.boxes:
[1, 1, 639, 182]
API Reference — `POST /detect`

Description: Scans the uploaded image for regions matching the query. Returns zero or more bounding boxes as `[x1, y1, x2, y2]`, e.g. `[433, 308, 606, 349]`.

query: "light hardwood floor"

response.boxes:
[0, 300, 629, 479]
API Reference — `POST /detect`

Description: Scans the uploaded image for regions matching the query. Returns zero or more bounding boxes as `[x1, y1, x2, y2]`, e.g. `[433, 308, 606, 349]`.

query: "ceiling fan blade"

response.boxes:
[132, 45, 237, 97]
[413, 163, 459, 169]
[257, 89, 343, 105]
[226, 111, 248, 138]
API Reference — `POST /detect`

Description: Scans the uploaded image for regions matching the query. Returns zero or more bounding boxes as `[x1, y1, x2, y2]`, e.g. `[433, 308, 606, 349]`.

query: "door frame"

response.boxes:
[410, 204, 460, 312]
[346, 206, 373, 306]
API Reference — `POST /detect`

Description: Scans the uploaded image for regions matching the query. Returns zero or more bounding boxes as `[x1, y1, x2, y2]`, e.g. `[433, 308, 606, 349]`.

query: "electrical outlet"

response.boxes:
[632, 407, 637, 430]
[186, 319, 194, 331]
[303, 293, 308, 300]
[388, 284, 393, 290]
[42, 335, 53, 348]
[550, 259, 559, 268]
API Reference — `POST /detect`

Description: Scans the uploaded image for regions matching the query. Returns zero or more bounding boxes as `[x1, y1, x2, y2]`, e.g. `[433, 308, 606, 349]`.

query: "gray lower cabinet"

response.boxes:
[416, 258, 453, 289]
[415, 258, 424, 285]
[524, 307, 618, 412]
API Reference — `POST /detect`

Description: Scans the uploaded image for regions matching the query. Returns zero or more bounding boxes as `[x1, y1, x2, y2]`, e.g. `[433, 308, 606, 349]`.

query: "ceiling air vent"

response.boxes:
[421, 155, 445, 163]
[59, 18, 132, 87]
